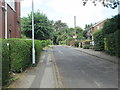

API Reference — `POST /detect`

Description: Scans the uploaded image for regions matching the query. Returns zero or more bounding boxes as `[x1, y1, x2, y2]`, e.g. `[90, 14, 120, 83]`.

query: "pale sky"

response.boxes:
[21, 0, 118, 29]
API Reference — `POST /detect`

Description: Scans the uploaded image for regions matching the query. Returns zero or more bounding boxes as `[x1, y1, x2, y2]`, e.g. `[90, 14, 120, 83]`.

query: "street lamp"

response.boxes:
[32, 0, 35, 64]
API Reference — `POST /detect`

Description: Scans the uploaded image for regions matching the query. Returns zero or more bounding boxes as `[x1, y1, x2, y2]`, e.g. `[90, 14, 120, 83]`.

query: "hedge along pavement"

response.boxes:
[2, 38, 51, 86]
[104, 30, 120, 57]
[93, 29, 104, 51]
[2, 39, 10, 86]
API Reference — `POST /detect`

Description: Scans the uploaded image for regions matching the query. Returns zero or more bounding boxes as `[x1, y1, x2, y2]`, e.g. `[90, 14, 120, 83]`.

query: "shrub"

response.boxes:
[41, 40, 52, 47]
[83, 45, 90, 49]
[2, 39, 10, 86]
[104, 30, 120, 57]
[34, 40, 42, 64]
[2, 38, 51, 87]
[73, 41, 80, 47]
[102, 15, 120, 35]
[8, 39, 32, 72]
[82, 40, 92, 49]
[93, 30, 104, 51]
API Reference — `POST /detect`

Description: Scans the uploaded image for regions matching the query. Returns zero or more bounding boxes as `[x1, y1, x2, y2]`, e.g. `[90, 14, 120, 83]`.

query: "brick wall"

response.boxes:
[0, 1, 21, 38]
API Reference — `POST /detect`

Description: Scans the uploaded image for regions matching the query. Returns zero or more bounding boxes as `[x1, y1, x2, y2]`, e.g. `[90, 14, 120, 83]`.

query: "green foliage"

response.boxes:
[102, 15, 120, 57]
[53, 26, 84, 45]
[41, 40, 52, 47]
[102, 15, 120, 36]
[8, 39, 32, 72]
[2, 39, 10, 86]
[82, 40, 92, 49]
[93, 30, 104, 51]
[53, 20, 68, 31]
[104, 30, 120, 56]
[2, 38, 51, 86]
[21, 10, 53, 40]
[73, 41, 80, 47]
[83, 45, 90, 49]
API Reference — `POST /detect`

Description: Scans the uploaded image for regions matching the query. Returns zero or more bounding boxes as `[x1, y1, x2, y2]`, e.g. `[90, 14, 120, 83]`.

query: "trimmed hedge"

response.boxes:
[9, 39, 33, 72]
[2, 39, 10, 86]
[2, 39, 51, 86]
[104, 30, 120, 57]
[93, 30, 104, 51]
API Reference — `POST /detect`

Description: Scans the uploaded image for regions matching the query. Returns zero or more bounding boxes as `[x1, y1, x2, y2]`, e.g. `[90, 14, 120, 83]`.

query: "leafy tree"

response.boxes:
[21, 11, 53, 40]
[53, 20, 68, 31]
[82, 0, 120, 9]
[102, 14, 120, 36]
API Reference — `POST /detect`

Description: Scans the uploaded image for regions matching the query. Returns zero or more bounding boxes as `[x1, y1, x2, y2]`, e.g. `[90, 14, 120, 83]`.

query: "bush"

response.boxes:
[2, 38, 51, 86]
[2, 39, 10, 86]
[83, 45, 90, 49]
[102, 15, 120, 35]
[93, 30, 104, 51]
[73, 41, 80, 47]
[34, 40, 42, 64]
[8, 39, 32, 72]
[104, 30, 120, 57]
[82, 40, 92, 49]
[41, 40, 52, 47]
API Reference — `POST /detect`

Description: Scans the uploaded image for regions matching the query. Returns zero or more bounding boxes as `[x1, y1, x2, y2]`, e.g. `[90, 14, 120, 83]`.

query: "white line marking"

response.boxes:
[58, 50, 63, 55]
[94, 81, 101, 88]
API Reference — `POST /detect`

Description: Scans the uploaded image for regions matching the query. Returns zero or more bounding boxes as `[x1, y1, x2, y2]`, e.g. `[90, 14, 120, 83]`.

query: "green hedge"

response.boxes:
[41, 40, 52, 47]
[2, 39, 51, 86]
[93, 30, 104, 51]
[9, 39, 32, 72]
[2, 39, 10, 86]
[104, 30, 120, 57]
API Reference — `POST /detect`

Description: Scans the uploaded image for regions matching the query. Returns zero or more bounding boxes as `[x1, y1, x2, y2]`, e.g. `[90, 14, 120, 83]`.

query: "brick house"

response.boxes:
[86, 19, 108, 41]
[0, 0, 21, 38]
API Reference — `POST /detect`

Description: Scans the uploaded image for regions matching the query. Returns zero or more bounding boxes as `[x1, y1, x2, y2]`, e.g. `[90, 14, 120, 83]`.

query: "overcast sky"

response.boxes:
[21, 0, 118, 29]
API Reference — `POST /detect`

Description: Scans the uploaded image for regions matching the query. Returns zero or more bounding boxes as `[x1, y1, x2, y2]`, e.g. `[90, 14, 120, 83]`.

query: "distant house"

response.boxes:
[0, 0, 21, 38]
[86, 19, 108, 41]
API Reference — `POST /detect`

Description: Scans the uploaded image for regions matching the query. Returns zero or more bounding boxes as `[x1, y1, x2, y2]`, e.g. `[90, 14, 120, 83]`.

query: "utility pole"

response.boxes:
[32, 0, 35, 64]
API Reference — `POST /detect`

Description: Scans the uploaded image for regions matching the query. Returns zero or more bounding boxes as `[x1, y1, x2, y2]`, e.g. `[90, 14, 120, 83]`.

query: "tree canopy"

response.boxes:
[102, 14, 120, 35]
[82, 0, 120, 9]
[21, 11, 53, 40]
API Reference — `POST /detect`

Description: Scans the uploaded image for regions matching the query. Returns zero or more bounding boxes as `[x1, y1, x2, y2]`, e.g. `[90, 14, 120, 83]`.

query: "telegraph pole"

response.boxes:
[32, 0, 35, 64]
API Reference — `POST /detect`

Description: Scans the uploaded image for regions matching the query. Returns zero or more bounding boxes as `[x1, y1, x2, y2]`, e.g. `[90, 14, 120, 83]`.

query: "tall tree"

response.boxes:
[53, 20, 68, 31]
[21, 11, 53, 40]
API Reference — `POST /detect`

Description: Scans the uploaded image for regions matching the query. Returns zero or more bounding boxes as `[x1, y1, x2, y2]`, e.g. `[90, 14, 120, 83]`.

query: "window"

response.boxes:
[97, 26, 99, 30]
[7, 0, 15, 10]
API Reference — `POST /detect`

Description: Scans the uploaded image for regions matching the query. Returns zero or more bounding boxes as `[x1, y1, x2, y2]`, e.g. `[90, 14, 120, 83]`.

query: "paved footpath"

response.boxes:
[74, 47, 119, 64]
[8, 49, 58, 88]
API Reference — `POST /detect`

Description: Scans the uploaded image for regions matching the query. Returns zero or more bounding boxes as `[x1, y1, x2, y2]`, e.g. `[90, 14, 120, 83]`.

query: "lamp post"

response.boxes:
[32, 0, 35, 64]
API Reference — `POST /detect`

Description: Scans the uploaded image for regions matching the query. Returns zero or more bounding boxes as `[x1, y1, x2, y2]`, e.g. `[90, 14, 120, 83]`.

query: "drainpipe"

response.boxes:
[118, 4, 120, 15]
[5, 0, 7, 39]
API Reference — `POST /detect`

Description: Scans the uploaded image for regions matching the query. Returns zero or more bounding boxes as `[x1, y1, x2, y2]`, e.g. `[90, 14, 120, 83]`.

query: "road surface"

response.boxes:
[52, 45, 118, 88]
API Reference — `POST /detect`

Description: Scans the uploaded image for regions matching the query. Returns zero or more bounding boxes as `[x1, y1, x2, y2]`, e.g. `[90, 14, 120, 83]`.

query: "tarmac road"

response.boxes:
[52, 45, 118, 88]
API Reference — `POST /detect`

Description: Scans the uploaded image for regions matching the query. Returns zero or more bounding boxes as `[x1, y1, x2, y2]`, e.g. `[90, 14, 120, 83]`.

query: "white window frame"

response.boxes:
[97, 26, 99, 30]
[7, 0, 15, 10]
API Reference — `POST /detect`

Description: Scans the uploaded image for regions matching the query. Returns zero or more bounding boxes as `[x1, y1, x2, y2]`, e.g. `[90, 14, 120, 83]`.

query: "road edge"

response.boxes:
[51, 51, 64, 88]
